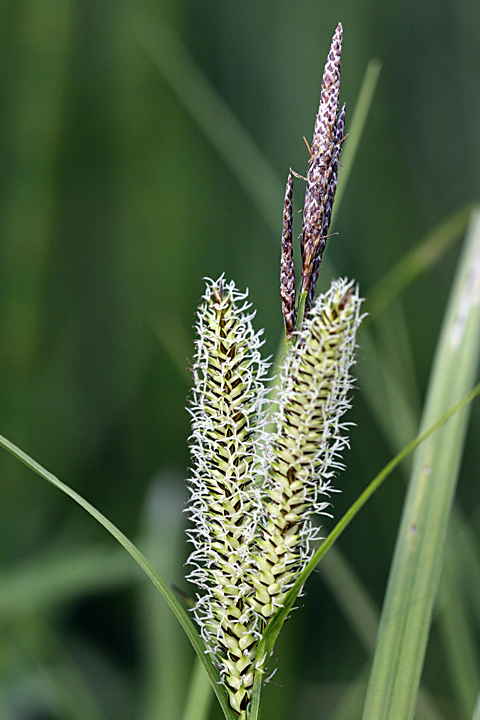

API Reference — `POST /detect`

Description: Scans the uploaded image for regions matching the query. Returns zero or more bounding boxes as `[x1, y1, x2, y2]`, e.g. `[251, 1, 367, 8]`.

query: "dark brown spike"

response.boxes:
[281, 171, 296, 338]
[299, 28, 346, 317]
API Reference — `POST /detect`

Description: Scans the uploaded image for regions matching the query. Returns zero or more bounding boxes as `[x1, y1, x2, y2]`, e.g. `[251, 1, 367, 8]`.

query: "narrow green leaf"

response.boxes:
[135, 13, 283, 234]
[331, 58, 382, 227]
[0, 435, 237, 720]
[366, 204, 471, 321]
[362, 208, 480, 720]
[247, 374, 480, 720]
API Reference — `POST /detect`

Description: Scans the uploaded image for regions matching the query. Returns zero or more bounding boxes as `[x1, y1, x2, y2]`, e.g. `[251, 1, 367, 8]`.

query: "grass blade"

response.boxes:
[0, 434, 237, 720]
[247, 375, 480, 720]
[331, 58, 382, 226]
[362, 207, 480, 720]
[366, 204, 471, 321]
[135, 13, 283, 234]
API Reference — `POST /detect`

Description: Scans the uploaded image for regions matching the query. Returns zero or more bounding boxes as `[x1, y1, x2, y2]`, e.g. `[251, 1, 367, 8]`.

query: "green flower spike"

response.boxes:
[186, 24, 363, 718]
[250, 278, 364, 619]
[186, 276, 270, 715]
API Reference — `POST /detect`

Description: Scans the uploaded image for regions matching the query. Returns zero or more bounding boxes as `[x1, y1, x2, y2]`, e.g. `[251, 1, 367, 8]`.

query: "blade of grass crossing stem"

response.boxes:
[0, 434, 237, 720]
[248, 374, 480, 720]
[362, 207, 480, 720]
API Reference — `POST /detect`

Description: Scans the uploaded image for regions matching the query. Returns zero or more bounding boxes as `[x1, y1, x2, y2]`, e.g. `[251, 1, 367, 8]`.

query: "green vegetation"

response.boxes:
[1, 3, 480, 719]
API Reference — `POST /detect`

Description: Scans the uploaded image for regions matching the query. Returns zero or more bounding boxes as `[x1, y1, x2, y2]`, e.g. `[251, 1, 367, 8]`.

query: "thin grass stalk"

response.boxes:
[362, 208, 480, 720]
[365, 205, 471, 322]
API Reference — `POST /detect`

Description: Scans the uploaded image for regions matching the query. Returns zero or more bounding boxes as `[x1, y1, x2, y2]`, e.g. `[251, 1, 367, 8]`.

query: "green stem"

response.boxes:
[295, 290, 308, 332]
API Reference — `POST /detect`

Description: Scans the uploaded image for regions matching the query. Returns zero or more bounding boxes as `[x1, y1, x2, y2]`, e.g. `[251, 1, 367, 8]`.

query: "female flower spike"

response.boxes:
[186, 277, 269, 714]
[251, 278, 364, 618]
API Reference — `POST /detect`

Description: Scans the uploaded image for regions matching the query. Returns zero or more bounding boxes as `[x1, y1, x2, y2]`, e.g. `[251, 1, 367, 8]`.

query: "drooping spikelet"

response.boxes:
[186, 276, 270, 714]
[301, 23, 346, 308]
[280, 171, 296, 339]
[249, 278, 364, 618]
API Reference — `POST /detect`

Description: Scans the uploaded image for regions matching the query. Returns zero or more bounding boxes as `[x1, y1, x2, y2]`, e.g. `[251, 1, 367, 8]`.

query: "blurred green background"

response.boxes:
[1, 1, 480, 719]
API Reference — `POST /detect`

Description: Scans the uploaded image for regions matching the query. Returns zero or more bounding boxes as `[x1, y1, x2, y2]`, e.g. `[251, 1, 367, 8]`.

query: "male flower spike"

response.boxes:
[281, 22, 346, 338]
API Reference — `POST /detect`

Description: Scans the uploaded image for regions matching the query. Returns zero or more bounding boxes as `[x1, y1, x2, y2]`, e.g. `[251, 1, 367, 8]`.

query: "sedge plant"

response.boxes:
[184, 24, 365, 716]
[2, 20, 480, 720]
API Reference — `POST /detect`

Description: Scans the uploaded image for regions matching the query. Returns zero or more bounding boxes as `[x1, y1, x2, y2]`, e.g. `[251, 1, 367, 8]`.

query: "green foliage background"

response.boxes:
[1, 1, 480, 719]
